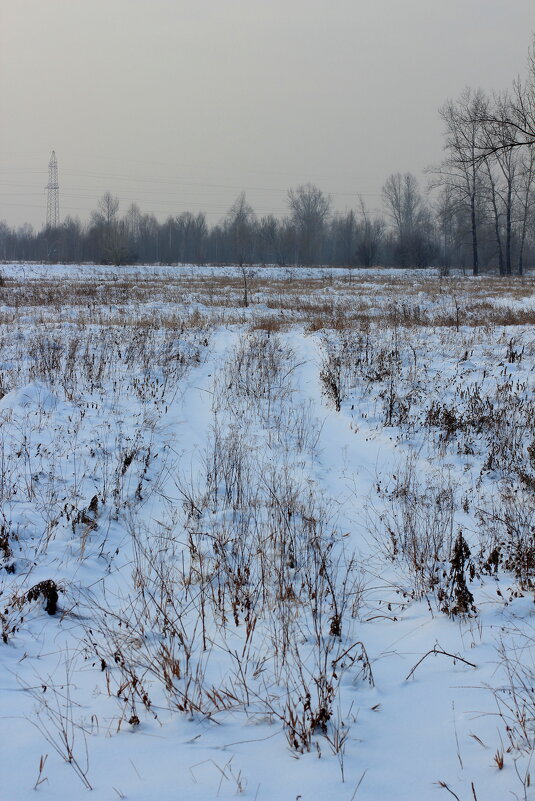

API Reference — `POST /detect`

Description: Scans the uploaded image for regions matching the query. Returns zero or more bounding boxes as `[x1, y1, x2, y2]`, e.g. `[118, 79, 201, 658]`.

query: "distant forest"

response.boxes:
[2, 47, 535, 274]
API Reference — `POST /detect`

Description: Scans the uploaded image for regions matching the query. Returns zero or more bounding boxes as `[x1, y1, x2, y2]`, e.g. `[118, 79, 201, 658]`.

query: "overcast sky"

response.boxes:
[1, 0, 534, 229]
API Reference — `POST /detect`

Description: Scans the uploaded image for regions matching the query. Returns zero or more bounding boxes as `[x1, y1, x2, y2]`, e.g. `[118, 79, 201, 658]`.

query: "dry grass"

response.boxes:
[3, 269, 535, 332]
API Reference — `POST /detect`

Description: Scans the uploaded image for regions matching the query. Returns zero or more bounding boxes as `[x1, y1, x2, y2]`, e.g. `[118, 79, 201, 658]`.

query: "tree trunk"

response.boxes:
[505, 180, 513, 276]
[470, 191, 479, 276]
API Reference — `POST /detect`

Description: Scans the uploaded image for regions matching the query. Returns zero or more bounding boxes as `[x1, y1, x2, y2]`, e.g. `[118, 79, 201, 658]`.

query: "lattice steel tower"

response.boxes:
[46, 150, 60, 228]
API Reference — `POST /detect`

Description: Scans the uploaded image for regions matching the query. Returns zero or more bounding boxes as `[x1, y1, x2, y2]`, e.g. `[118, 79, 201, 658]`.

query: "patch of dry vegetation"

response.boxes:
[3, 268, 535, 330]
[0, 265, 534, 795]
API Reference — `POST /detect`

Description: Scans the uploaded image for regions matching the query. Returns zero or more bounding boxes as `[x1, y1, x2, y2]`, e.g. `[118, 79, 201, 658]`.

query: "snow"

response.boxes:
[0, 263, 533, 800]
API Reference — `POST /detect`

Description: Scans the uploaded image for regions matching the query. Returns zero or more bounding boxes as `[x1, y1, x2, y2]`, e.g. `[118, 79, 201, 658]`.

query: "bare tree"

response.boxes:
[382, 173, 433, 267]
[137, 213, 160, 263]
[515, 145, 535, 275]
[485, 94, 520, 274]
[89, 192, 121, 264]
[383, 173, 421, 235]
[482, 156, 505, 275]
[432, 88, 489, 275]
[226, 192, 255, 268]
[225, 193, 256, 305]
[96, 191, 120, 228]
[356, 197, 384, 267]
[257, 214, 281, 264]
[59, 215, 84, 263]
[287, 183, 331, 265]
[90, 192, 136, 265]
[474, 38, 535, 158]
[178, 211, 196, 263]
[340, 209, 357, 266]
[125, 203, 142, 243]
[434, 186, 462, 270]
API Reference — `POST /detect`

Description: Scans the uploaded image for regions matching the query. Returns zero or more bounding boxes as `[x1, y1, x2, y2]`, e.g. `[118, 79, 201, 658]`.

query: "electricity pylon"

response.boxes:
[46, 150, 60, 228]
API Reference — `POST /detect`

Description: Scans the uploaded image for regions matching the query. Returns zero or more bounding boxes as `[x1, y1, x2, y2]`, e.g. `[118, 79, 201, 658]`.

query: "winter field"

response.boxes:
[0, 263, 534, 801]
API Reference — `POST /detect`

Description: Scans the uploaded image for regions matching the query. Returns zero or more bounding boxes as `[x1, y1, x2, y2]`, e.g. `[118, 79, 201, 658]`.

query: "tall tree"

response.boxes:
[382, 173, 434, 267]
[287, 183, 331, 265]
[515, 145, 535, 275]
[225, 193, 255, 267]
[434, 88, 489, 275]
[356, 198, 385, 267]
[331, 210, 357, 266]
[90, 192, 124, 263]
[484, 94, 521, 274]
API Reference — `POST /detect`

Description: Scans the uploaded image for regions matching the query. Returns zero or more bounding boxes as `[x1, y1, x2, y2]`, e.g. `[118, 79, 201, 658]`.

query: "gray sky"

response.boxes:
[1, 0, 534, 229]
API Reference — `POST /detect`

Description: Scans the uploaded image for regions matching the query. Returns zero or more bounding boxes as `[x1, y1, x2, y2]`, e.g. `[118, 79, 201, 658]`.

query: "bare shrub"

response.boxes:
[370, 458, 458, 602]
[477, 486, 535, 590]
[494, 622, 535, 756]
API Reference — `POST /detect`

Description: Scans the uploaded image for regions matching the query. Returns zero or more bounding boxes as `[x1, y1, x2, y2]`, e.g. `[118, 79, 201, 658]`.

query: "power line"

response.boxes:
[1, 158, 386, 225]
[0, 166, 384, 199]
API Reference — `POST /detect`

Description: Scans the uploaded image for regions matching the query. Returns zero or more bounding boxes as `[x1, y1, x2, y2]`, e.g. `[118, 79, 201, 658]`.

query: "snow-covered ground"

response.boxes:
[0, 263, 534, 800]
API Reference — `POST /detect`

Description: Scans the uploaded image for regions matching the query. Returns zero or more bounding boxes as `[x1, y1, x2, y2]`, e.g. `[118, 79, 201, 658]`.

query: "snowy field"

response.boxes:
[0, 263, 534, 801]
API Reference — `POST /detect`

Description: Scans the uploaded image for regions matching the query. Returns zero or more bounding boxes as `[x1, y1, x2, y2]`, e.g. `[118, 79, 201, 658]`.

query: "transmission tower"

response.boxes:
[46, 150, 60, 228]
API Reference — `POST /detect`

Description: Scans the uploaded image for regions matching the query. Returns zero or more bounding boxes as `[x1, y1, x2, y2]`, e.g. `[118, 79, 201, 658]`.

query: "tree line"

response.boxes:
[1, 41, 534, 272]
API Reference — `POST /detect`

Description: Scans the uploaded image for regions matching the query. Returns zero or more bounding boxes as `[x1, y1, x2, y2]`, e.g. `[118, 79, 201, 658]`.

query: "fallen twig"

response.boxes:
[406, 646, 476, 681]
